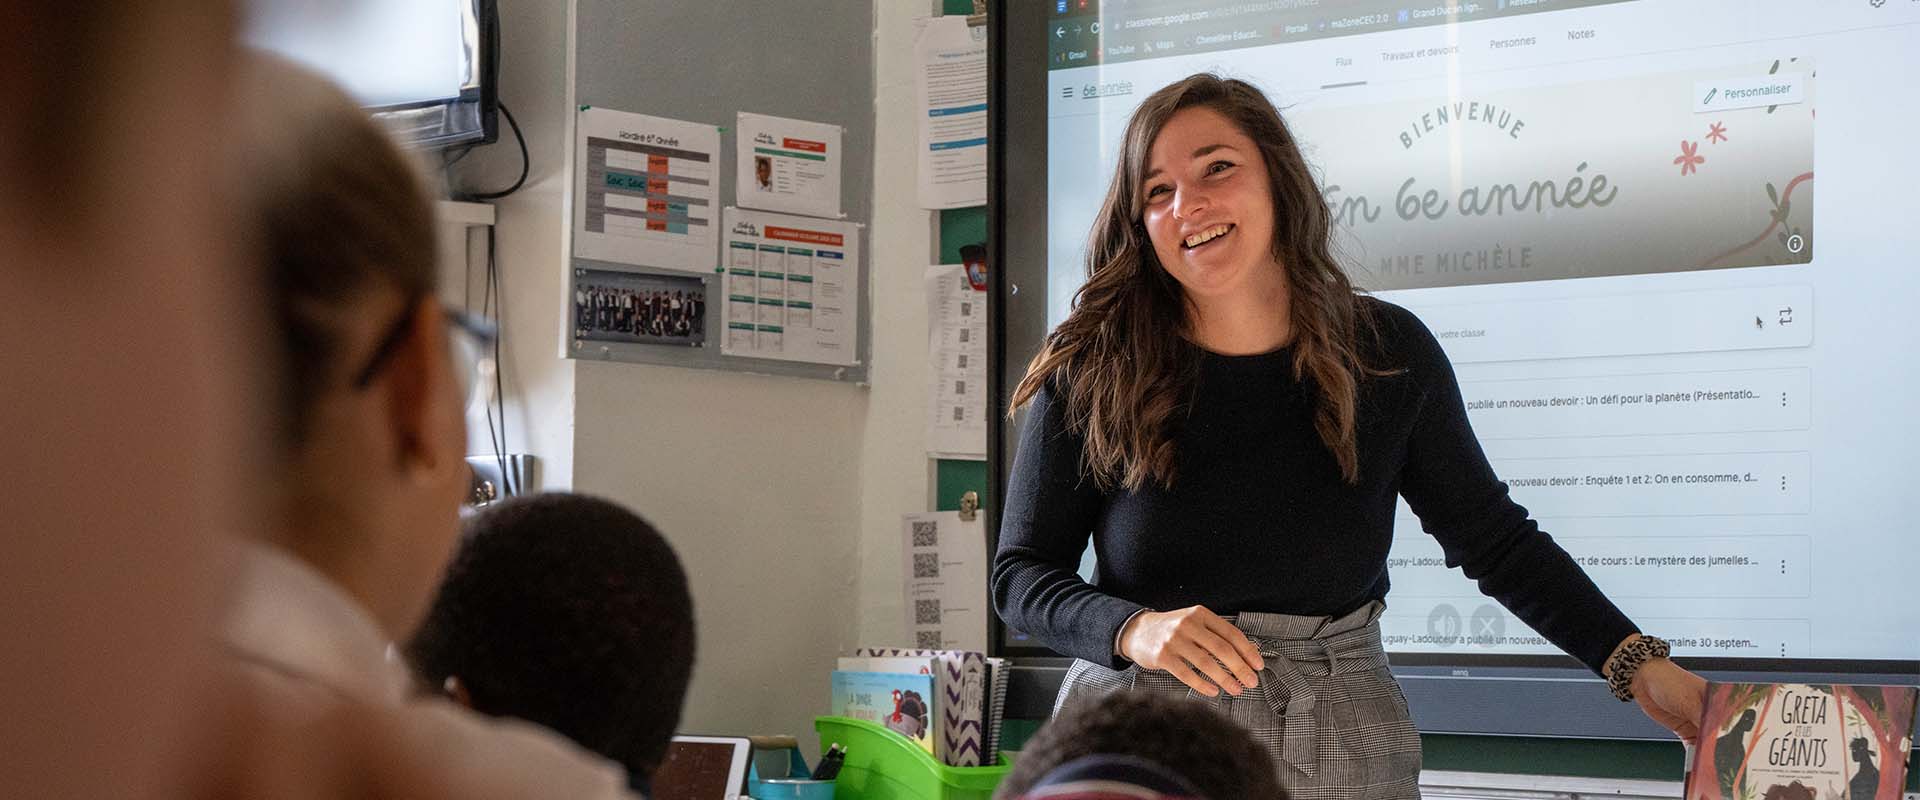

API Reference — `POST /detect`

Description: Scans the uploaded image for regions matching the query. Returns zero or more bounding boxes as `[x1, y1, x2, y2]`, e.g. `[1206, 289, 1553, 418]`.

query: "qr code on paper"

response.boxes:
[911, 520, 939, 547]
[916, 630, 944, 649]
[915, 599, 943, 624]
[913, 552, 940, 578]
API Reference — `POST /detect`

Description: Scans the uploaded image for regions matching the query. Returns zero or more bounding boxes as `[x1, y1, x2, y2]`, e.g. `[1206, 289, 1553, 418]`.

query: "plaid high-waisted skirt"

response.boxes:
[1052, 601, 1422, 800]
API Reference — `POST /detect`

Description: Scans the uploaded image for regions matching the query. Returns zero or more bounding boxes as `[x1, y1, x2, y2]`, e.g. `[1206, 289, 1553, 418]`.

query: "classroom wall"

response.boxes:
[852, 0, 944, 650]
[573, 364, 866, 740]
[564, 0, 879, 744]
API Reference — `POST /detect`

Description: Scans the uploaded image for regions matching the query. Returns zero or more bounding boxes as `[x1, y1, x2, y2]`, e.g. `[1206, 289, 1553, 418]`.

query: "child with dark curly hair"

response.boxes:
[996, 692, 1286, 800]
[407, 493, 696, 796]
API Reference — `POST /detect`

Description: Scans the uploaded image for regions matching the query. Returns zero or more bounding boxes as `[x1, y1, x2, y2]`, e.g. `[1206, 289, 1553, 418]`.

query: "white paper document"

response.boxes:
[719, 208, 860, 366]
[914, 16, 987, 209]
[926, 263, 986, 460]
[902, 511, 988, 653]
[735, 112, 843, 219]
[574, 107, 720, 273]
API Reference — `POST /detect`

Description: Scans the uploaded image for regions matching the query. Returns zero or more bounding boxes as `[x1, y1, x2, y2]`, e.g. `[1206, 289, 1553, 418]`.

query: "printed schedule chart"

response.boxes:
[721, 207, 859, 367]
[574, 107, 720, 273]
[582, 137, 711, 258]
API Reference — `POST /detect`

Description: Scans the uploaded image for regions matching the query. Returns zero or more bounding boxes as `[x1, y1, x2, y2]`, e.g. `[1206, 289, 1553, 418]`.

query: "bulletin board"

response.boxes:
[567, 0, 873, 383]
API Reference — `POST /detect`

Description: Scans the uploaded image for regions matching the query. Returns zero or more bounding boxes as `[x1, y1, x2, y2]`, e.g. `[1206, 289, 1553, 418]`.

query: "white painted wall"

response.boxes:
[573, 361, 866, 740]
[853, 0, 942, 648]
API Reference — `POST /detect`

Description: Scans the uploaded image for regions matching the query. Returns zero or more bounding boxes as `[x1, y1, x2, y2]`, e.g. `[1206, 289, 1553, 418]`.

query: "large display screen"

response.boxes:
[244, 0, 493, 149]
[995, 0, 1920, 705]
[245, 0, 472, 108]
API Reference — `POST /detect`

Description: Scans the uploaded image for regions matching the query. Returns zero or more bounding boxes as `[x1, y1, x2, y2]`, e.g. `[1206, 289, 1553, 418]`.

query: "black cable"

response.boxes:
[481, 224, 509, 497]
[442, 100, 523, 491]
[465, 102, 528, 201]
[487, 224, 514, 495]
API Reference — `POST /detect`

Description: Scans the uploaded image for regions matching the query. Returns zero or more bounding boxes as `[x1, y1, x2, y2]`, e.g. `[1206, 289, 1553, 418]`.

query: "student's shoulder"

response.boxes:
[211, 664, 637, 799]
[389, 698, 638, 799]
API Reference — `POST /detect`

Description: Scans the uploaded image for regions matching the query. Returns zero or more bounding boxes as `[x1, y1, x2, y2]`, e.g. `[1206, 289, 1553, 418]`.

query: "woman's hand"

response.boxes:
[1118, 606, 1265, 697]
[1631, 657, 1708, 746]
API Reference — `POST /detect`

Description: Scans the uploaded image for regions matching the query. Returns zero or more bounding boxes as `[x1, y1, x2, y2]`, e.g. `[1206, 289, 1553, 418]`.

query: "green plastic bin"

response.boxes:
[813, 716, 1011, 800]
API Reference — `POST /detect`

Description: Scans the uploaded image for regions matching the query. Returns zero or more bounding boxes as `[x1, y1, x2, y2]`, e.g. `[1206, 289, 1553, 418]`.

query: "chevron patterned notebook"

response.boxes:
[846, 647, 989, 767]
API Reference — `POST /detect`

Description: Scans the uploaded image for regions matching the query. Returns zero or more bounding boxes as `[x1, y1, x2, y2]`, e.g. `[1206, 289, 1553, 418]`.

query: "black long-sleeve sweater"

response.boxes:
[991, 297, 1637, 674]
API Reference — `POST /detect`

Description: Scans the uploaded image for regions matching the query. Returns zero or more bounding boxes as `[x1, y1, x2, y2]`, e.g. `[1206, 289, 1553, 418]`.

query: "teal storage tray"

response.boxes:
[814, 716, 1011, 800]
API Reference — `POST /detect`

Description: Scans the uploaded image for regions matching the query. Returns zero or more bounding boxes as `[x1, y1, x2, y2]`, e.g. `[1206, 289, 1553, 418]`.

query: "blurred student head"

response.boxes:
[1014, 754, 1209, 800]
[2, 2, 267, 796]
[236, 53, 480, 638]
[408, 492, 697, 788]
[994, 692, 1285, 800]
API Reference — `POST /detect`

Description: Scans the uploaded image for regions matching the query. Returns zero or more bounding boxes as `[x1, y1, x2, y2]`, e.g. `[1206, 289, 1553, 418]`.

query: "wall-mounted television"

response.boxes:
[244, 0, 499, 149]
[989, 0, 1920, 739]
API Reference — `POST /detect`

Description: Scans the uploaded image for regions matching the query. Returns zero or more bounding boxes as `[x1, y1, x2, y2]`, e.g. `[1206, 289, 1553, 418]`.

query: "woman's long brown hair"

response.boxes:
[1012, 73, 1386, 491]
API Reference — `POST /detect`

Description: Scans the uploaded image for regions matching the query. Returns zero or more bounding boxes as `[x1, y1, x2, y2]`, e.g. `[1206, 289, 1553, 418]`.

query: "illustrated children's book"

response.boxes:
[845, 648, 989, 767]
[1686, 682, 1916, 800]
[829, 670, 935, 755]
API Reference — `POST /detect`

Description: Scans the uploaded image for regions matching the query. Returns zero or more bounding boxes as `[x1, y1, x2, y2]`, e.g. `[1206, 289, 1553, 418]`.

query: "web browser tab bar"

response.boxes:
[1046, 0, 1643, 69]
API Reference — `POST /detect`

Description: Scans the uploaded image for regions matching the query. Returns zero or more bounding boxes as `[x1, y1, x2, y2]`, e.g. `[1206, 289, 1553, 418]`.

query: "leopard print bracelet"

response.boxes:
[1605, 635, 1670, 702]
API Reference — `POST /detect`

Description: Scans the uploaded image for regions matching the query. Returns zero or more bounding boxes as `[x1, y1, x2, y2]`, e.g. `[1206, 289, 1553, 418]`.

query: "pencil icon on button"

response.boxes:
[1701, 87, 1717, 106]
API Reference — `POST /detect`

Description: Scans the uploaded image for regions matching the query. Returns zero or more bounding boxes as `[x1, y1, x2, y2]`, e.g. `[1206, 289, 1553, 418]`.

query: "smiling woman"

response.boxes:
[1137, 108, 1285, 348]
[1012, 74, 1385, 490]
[991, 73, 1708, 798]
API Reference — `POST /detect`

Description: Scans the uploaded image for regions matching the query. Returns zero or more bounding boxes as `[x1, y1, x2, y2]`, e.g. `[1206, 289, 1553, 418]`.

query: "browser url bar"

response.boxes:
[1118, 0, 1322, 30]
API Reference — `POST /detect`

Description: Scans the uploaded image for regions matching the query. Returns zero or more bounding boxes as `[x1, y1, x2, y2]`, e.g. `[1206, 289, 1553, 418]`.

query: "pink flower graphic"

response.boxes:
[1674, 140, 1704, 176]
[1706, 122, 1728, 144]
